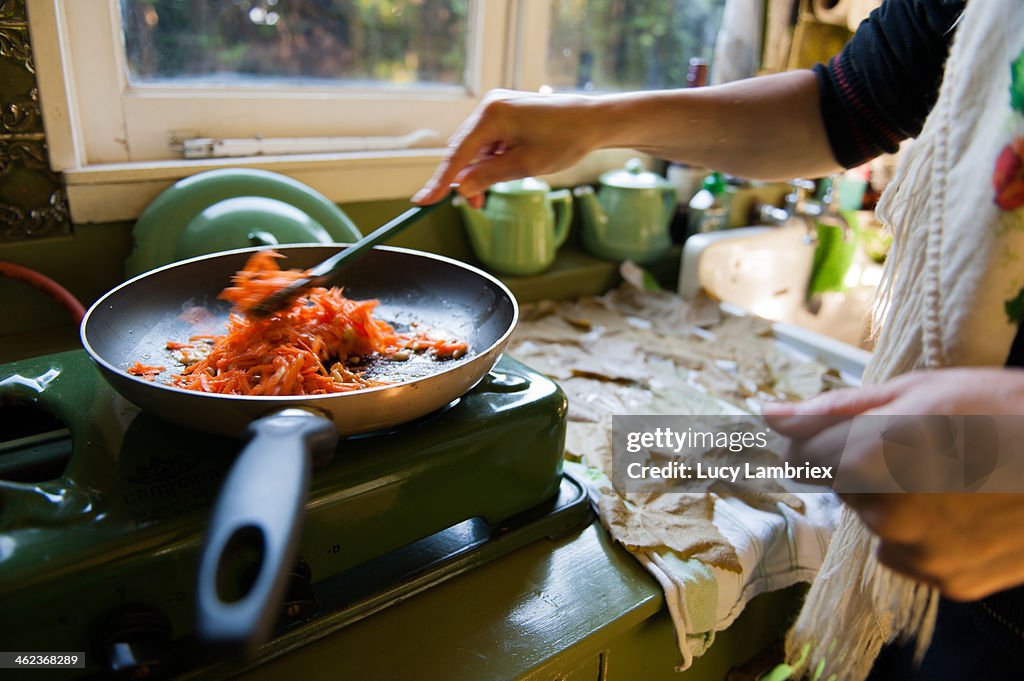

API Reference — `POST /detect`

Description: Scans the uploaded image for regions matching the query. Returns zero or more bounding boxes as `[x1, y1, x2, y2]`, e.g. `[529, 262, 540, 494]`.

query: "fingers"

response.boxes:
[762, 381, 906, 438]
[875, 536, 999, 601]
[453, 150, 530, 198]
[768, 382, 901, 417]
[874, 539, 944, 587]
[864, 494, 1024, 601]
[764, 413, 850, 440]
[413, 88, 597, 205]
[842, 493, 929, 543]
[779, 417, 854, 475]
[413, 91, 526, 205]
[413, 129, 497, 205]
[876, 540, 1002, 601]
[413, 107, 506, 205]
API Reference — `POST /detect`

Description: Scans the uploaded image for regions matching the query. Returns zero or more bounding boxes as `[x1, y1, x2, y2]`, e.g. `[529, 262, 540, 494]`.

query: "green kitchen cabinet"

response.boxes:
[242, 523, 801, 681]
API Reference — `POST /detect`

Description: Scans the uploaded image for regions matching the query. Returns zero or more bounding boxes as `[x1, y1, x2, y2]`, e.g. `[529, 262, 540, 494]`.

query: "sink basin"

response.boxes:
[678, 225, 882, 352]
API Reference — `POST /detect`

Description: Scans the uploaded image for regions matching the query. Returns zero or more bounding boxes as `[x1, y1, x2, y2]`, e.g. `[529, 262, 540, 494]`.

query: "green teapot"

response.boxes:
[457, 177, 572, 276]
[575, 158, 677, 264]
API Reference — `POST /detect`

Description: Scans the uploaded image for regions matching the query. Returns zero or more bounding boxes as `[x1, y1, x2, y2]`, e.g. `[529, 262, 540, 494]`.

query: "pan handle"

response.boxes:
[196, 408, 338, 650]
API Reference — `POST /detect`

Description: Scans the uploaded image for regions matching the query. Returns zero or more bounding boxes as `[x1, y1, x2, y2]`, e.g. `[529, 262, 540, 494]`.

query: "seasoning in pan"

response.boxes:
[149, 250, 468, 396]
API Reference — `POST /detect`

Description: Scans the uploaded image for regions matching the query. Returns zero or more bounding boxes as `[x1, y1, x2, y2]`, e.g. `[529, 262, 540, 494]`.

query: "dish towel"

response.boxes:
[784, 1, 1024, 678]
[567, 459, 840, 670]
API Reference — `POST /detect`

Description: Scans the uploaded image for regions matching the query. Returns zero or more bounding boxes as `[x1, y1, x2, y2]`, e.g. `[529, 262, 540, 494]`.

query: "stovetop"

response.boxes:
[0, 350, 588, 679]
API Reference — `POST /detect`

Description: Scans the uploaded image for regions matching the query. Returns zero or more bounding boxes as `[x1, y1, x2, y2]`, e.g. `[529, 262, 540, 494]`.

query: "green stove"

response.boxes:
[0, 350, 590, 679]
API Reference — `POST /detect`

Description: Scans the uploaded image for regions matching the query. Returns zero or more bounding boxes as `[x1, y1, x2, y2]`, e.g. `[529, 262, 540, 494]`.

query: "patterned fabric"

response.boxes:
[997, 50, 1024, 323]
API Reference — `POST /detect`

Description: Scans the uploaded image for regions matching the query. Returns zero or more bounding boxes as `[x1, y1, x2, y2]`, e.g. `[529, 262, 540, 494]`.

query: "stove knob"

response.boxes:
[280, 558, 318, 623]
[98, 606, 172, 679]
[482, 370, 529, 392]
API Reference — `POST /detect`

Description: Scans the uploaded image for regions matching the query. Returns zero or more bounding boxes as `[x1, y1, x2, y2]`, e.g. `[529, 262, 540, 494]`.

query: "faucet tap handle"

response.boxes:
[752, 179, 817, 225]
[755, 202, 790, 225]
[785, 178, 816, 212]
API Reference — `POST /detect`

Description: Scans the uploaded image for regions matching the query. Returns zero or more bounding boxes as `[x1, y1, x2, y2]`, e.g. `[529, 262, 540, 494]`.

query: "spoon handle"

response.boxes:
[249, 191, 455, 317]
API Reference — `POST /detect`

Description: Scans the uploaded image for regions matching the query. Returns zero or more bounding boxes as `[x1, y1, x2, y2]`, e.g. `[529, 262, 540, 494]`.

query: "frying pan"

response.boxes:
[81, 244, 518, 650]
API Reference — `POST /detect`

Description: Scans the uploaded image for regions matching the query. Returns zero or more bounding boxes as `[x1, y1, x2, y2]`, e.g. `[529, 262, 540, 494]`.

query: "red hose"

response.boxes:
[0, 261, 86, 326]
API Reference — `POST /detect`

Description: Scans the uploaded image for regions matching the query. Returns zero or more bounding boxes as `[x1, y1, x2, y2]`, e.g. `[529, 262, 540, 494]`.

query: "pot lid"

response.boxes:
[489, 177, 552, 195]
[599, 158, 671, 190]
[126, 168, 361, 277]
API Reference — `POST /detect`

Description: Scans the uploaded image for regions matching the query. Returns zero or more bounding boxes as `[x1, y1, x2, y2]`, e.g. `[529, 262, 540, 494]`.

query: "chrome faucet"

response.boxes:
[754, 178, 851, 243]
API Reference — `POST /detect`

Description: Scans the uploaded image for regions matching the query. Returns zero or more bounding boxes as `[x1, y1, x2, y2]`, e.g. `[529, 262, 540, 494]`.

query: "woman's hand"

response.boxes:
[412, 89, 603, 208]
[762, 368, 1024, 600]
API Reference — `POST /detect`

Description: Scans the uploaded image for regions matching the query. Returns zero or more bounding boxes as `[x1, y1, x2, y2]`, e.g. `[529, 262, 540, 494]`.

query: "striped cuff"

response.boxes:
[814, 52, 906, 168]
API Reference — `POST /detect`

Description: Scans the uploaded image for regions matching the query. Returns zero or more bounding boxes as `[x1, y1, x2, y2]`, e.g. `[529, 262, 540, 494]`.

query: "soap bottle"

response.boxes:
[687, 172, 731, 234]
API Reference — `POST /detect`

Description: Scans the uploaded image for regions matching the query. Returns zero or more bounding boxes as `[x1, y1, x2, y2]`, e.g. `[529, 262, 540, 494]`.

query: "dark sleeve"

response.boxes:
[812, 0, 965, 168]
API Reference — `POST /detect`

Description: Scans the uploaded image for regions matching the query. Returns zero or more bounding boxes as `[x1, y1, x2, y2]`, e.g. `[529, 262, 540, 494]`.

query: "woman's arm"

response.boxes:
[597, 70, 840, 180]
[414, 0, 966, 207]
[414, 70, 839, 206]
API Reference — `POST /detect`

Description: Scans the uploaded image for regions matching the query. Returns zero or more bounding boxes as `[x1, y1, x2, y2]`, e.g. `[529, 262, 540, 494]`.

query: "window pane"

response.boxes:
[546, 0, 726, 92]
[121, 0, 469, 88]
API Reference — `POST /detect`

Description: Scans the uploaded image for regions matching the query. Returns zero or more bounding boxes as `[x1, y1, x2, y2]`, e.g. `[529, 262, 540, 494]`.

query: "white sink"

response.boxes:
[678, 225, 882, 352]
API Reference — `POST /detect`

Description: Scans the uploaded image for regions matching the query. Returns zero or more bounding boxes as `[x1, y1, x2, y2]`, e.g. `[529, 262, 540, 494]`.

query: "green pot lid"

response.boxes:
[489, 177, 552, 195]
[599, 158, 671, 190]
[125, 168, 361, 277]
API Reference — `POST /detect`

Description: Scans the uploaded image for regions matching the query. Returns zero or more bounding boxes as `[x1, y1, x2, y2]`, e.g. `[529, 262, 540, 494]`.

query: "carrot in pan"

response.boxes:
[127, 361, 166, 381]
[161, 250, 467, 397]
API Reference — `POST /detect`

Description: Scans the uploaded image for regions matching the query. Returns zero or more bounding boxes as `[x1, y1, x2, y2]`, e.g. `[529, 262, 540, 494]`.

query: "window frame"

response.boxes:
[27, 0, 650, 223]
[42, 0, 515, 165]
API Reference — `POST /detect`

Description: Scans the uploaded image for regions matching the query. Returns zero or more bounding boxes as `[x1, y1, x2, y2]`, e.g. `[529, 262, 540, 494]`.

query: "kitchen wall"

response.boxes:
[0, 0, 70, 248]
[0, 0, 77, 358]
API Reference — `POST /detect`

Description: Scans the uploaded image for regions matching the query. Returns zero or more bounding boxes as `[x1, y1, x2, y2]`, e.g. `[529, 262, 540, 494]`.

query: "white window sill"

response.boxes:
[64, 149, 445, 224]
[64, 148, 647, 224]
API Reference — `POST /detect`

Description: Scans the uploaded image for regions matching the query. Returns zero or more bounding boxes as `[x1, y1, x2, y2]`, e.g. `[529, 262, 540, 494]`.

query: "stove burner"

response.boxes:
[0, 402, 72, 483]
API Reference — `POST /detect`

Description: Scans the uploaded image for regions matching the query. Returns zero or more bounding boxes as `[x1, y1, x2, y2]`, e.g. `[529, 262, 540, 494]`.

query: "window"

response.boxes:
[28, 0, 725, 222]
[39, 0, 505, 165]
[122, 0, 470, 90]
[545, 0, 725, 92]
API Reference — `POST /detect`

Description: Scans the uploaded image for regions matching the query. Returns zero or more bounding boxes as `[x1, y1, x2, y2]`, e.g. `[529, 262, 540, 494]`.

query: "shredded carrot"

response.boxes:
[161, 250, 469, 396]
[128, 361, 165, 381]
[218, 250, 306, 312]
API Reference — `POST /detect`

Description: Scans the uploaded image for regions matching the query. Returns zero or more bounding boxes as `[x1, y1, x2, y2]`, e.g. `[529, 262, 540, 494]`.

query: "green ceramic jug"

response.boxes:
[575, 158, 677, 264]
[458, 177, 572, 276]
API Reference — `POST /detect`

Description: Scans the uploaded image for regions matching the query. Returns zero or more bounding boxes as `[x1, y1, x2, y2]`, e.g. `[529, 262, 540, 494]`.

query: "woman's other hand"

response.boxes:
[762, 368, 1024, 601]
